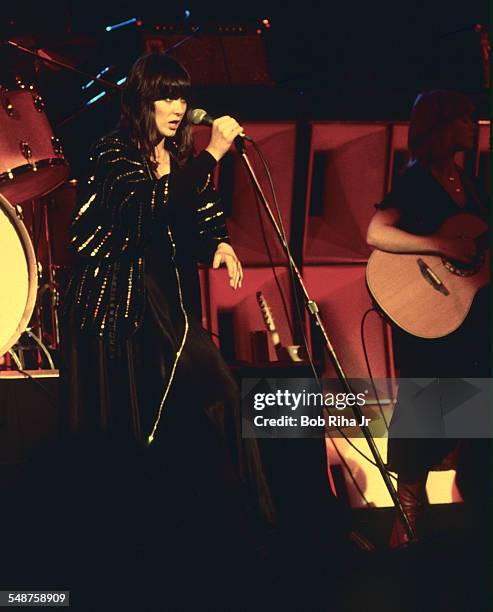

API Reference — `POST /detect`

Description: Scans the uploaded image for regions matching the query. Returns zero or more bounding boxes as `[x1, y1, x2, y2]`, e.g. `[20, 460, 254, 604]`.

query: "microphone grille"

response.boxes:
[187, 108, 208, 125]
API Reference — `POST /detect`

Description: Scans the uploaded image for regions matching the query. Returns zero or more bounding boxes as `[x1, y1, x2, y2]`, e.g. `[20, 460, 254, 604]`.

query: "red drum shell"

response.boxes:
[0, 88, 69, 204]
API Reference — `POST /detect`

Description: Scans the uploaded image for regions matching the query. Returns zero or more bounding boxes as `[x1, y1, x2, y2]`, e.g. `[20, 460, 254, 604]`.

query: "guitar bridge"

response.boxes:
[417, 258, 450, 296]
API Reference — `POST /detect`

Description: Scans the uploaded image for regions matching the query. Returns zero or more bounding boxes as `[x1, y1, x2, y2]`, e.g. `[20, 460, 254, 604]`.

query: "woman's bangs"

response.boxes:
[157, 79, 191, 102]
[151, 60, 191, 102]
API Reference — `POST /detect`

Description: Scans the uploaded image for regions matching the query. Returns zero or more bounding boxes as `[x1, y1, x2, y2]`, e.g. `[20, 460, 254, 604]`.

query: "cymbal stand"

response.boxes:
[42, 197, 61, 349]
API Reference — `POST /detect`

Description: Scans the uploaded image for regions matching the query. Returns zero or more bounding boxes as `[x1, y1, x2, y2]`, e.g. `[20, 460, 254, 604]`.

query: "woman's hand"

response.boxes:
[205, 116, 244, 162]
[435, 236, 477, 263]
[212, 243, 243, 289]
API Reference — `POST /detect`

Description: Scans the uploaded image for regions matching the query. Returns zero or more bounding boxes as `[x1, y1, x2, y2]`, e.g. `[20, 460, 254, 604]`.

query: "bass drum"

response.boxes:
[0, 86, 69, 204]
[0, 194, 38, 357]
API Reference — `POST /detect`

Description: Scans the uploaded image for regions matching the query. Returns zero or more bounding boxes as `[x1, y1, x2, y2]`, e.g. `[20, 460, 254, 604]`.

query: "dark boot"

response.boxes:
[389, 477, 427, 548]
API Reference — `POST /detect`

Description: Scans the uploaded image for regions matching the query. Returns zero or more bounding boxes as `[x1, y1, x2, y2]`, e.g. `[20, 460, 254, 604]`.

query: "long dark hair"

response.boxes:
[407, 90, 474, 168]
[120, 53, 194, 169]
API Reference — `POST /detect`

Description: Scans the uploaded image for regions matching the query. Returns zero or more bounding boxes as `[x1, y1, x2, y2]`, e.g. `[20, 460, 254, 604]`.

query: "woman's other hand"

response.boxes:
[436, 236, 477, 264]
[212, 243, 243, 289]
[205, 116, 244, 162]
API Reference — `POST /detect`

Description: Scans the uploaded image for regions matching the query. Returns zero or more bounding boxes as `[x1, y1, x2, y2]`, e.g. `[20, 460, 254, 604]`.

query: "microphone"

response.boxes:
[187, 108, 252, 141]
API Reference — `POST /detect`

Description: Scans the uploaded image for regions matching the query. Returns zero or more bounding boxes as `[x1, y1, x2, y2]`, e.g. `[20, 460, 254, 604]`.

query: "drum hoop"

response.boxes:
[0, 194, 38, 356]
[0, 158, 68, 184]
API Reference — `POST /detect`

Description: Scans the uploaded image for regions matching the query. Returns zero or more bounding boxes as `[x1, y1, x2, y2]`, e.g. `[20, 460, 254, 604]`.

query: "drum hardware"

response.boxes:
[1, 94, 14, 116]
[18, 181, 77, 356]
[24, 327, 55, 370]
[0, 190, 61, 369]
[39, 197, 62, 349]
[22, 203, 62, 354]
[20, 141, 36, 170]
[14, 77, 36, 92]
[7, 349, 23, 370]
[43, 268, 66, 351]
[51, 137, 64, 156]
[32, 93, 45, 112]
[48, 271, 62, 349]
[8, 327, 56, 371]
[4, 36, 188, 130]
[37, 260, 44, 281]
[14, 203, 24, 219]
[7, 39, 121, 94]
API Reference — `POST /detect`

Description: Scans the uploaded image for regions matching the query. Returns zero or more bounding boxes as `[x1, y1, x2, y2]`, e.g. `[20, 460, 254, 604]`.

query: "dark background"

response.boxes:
[2, 0, 489, 173]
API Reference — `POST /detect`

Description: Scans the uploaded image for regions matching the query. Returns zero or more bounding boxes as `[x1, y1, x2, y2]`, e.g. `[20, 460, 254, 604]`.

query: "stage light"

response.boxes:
[86, 91, 107, 106]
[262, 18, 271, 28]
[116, 77, 127, 86]
[81, 66, 111, 90]
[105, 17, 138, 32]
[184, 9, 191, 19]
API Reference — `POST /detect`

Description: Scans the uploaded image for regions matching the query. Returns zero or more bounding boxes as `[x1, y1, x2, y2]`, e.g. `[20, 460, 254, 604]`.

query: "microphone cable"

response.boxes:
[361, 307, 390, 430]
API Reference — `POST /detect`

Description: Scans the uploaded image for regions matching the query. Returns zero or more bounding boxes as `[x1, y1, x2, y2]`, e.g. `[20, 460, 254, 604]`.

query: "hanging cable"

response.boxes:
[361, 307, 390, 430]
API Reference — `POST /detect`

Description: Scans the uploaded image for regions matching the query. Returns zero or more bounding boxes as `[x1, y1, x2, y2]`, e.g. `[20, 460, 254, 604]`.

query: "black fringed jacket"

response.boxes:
[64, 131, 229, 343]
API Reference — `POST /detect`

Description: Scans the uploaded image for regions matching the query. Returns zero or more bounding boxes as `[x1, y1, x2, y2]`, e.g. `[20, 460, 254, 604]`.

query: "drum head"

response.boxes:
[0, 194, 37, 356]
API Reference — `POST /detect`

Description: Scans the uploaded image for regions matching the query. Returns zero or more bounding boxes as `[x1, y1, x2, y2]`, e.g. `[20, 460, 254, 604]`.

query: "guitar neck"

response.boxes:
[256, 292, 304, 362]
[256, 292, 281, 347]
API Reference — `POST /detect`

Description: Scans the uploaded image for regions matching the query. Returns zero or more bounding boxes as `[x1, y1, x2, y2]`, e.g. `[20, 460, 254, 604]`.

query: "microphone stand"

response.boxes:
[234, 137, 415, 540]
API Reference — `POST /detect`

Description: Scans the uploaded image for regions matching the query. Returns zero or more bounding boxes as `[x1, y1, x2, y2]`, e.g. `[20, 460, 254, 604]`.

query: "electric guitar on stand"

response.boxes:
[256, 291, 306, 361]
[366, 213, 490, 338]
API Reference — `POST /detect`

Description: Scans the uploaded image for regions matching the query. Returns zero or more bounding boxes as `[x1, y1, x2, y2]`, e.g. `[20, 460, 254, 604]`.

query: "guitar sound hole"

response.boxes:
[442, 256, 483, 277]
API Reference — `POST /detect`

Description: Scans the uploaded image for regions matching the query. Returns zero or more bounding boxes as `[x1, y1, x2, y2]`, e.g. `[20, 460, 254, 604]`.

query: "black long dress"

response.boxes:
[61, 131, 276, 529]
[375, 162, 490, 480]
[60, 131, 350, 587]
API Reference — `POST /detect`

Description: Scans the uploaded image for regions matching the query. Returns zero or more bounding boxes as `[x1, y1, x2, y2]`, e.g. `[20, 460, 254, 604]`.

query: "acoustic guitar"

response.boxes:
[366, 213, 490, 338]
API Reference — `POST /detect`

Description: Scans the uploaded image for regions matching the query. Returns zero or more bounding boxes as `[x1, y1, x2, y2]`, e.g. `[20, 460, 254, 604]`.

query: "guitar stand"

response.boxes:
[235, 137, 415, 541]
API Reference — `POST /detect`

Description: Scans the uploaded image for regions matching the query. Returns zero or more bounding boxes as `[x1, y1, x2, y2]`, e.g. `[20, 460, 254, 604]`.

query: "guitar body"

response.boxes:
[366, 214, 490, 338]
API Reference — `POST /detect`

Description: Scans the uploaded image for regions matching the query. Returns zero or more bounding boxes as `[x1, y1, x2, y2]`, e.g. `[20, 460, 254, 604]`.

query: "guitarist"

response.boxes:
[366, 90, 490, 547]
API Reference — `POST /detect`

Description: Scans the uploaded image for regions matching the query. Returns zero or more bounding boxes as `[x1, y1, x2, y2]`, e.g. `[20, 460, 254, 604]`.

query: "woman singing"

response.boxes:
[61, 52, 275, 548]
[367, 90, 490, 547]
